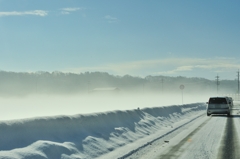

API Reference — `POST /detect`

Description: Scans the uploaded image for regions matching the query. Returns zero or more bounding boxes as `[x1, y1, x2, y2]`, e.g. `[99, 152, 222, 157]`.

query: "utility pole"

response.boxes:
[161, 79, 164, 92]
[216, 74, 220, 95]
[237, 70, 239, 100]
[180, 85, 185, 105]
[143, 83, 145, 94]
[87, 81, 91, 93]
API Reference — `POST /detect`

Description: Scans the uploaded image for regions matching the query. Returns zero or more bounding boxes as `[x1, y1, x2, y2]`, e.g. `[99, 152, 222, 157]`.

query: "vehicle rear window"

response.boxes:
[209, 98, 227, 104]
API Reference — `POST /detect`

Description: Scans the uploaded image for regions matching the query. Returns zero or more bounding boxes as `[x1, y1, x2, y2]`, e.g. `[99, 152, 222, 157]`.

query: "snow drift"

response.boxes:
[0, 103, 206, 159]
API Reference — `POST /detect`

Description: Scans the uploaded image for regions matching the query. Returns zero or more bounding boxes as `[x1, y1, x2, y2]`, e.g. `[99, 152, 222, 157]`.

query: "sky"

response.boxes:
[0, 0, 240, 80]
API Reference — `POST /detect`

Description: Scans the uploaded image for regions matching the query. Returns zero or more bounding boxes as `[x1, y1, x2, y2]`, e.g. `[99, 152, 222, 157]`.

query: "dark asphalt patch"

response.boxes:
[217, 117, 240, 159]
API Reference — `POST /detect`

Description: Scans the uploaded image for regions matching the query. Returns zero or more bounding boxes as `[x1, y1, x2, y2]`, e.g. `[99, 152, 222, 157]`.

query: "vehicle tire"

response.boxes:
[207, 113, 210, 116]
[227, 112, 231, 117]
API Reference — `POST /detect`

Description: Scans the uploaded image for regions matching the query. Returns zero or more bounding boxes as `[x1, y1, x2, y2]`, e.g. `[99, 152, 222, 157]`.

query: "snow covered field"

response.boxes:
[0, 102, 205, 159]
[0, 93, 208, 120]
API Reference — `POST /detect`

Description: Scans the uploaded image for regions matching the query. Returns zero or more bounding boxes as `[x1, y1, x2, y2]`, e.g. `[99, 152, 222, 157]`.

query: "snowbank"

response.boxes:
[0, 103, 206, 159]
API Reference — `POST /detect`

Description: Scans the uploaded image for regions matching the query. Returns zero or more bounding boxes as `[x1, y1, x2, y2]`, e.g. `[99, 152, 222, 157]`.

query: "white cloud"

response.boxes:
[155, 58, 240, 76]
[104, 15, 118, 23]
[0, 10, 48, 17]
[60, 7, 83, 15]
[62, 57, 240, 79]
[104, 15, 117, 20]
[62, 8, 82, 12]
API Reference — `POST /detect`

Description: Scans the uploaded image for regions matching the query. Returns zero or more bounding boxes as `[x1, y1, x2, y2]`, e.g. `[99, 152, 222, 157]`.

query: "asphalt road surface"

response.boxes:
[125, 103, 240, 159]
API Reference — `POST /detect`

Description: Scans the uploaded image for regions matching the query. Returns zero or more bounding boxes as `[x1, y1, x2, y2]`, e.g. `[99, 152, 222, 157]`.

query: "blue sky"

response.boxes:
[0, 1, 240, 80]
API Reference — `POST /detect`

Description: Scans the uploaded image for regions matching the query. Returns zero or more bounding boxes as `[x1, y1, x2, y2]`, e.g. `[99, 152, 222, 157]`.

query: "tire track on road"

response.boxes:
[217, 117, 240, 159]
[118, 113, 205, 159]
[157, 117, 211, 159]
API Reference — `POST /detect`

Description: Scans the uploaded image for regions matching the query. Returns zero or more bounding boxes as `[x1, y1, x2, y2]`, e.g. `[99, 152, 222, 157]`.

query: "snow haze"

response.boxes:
[0, 93, 209, 121]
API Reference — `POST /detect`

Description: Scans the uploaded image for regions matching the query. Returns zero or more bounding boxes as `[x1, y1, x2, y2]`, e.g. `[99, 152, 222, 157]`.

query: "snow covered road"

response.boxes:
[125, 104, 240, 159]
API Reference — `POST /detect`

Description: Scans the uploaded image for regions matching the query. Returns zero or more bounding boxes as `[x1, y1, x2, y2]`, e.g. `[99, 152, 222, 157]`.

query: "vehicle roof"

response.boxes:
[209, 97, 228, 98]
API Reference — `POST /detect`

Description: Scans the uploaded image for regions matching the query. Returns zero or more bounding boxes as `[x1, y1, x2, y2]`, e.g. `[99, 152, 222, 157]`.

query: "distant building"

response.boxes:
[90, 87, 121, 94]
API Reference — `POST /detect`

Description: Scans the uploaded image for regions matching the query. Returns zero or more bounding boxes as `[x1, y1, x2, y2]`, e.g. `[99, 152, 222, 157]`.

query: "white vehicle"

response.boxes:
[226, 96, 234, 107]
[206, 97, 233, 116]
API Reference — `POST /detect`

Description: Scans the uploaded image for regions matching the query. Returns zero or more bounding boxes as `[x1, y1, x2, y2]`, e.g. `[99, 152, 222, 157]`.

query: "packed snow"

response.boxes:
[0, 102, 206, 159]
